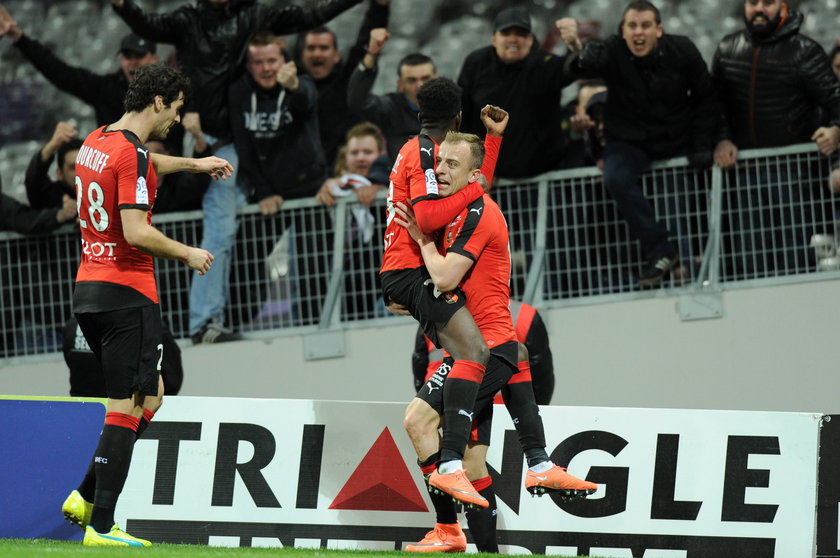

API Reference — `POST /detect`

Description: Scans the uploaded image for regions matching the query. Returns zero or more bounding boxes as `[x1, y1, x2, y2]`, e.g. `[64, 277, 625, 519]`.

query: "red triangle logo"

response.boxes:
[329, 427, 428, 512]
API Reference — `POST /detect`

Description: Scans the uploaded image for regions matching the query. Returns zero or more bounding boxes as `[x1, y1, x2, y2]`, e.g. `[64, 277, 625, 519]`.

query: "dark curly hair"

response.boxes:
[123, 63, 191, 113]
[57, 138, 83, 167]
[416, 77, 461, 124]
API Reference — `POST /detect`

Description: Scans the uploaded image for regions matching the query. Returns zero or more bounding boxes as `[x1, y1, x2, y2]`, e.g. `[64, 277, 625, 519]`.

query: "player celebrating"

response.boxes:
[380, 77, 505, 509]
[393, 132, 597, 552]
[63, 63, 231, 547]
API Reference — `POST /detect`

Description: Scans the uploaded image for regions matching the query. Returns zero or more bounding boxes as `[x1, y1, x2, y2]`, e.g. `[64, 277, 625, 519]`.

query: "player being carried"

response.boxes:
[392, 129, 597, 552]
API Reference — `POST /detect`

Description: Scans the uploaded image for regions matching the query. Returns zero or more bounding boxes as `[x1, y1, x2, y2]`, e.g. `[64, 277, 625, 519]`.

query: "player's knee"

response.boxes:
[471, 342, 490, 367]
[404, 402, 437, 442]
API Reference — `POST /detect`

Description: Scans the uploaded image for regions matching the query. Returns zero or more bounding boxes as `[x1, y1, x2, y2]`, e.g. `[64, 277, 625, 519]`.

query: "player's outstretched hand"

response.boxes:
[194, 156, 233, 180]
[186, 248, 214, 275]
[480, 105, 509, 137]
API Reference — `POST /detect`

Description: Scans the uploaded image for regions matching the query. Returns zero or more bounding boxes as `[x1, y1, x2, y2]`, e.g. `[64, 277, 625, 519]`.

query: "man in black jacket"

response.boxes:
[346, 27, 436, 158]
[711, 0, 840, 279]
[712, 1, 840, 164]
[0, 6, 157, 128]
[560, 1, 717, 287]
[298, 0, 390, 167]
[110, 0, 364, 343]
[458, 7, 577, 180]
[1, 182, 77, 234]
[230, 31, 326, 213]
[24, 121, 81, 210]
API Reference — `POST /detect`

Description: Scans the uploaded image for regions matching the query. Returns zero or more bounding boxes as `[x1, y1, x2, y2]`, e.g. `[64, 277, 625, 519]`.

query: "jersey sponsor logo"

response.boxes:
[420, 146, 434, 157]
[136, 176, 149, 205]
[137, 147, 149, 158]
[424, 168, 438, 195]
[81, 239, 118, 259]
[469, 207, 483, 216]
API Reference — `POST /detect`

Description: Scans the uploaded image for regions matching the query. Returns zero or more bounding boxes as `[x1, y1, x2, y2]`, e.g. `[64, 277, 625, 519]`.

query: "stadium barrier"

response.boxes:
[1, 395, 833, 557]
[1, 143, 837, 360]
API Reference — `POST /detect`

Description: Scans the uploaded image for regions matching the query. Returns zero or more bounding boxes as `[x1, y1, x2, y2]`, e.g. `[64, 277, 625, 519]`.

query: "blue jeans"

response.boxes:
[188, 138, 247, 334]
[602, 141, 673, 259]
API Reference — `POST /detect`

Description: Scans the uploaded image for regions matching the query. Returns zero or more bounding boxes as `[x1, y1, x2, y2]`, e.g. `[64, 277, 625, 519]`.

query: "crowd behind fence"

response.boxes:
[1, 143, 838, 360]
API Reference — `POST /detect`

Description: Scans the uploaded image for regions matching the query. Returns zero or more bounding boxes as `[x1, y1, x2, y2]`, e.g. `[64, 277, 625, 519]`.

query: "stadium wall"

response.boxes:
[0, 396, 832, 557]
[1, 279, 838, 414]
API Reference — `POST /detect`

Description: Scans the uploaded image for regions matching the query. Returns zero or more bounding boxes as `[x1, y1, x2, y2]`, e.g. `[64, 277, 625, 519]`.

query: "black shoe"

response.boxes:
[638, 251, 679, 288]
[191, 320, 243, 344]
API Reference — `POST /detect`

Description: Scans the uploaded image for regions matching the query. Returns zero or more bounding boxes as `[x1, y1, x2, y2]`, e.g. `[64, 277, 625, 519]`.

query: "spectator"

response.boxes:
[24, 121, 81, 210]
[559, 1, 718, 286]
[1, 179, 77, 234]
[63, 315, 183, 398]
[413, 299, 555, 405]
[711, 0, 840, 278]
[562, 79, 607, 168]
[831, 44, 840, 81]
[315, 122, 390, 208]
[457, 7, 578, 180]
[315, 122, 391, 320]
[230, 31, 326, 215]
[110, 0, 365, 342]
[298, 0, 390, 165]
[229, 30, 328, 327]
[0, 6, 157, 128]
[712, 1, 840, 164]
[347, 27, 436, 158]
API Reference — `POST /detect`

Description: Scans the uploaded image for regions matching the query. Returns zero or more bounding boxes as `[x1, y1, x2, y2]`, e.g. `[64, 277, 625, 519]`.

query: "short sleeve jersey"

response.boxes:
[73, 126, 159, 313]
[443, 193, 516, 348]
[381, 135, 439, 273]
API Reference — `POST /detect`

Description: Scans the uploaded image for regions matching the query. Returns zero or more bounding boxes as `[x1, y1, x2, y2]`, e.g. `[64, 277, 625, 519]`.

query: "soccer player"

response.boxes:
[62, 63, 232, 547]
[380, 76, 503, 509]
[393, 132, 597, 552]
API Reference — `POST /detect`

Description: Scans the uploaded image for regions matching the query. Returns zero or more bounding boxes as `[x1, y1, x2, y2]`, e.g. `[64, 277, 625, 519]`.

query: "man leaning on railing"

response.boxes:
[558, 1, 718, 287]
[711, 0, 840, 279]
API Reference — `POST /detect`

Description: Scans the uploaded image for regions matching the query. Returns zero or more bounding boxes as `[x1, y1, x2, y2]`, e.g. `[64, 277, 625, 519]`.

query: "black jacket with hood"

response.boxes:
[114, 0, 362, 141]
[228, 73, 326, 201]
[712, 8, 840, 148]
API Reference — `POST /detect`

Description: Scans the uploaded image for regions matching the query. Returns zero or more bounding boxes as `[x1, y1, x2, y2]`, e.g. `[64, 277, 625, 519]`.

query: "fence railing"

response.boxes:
[1, 143, 838, 360]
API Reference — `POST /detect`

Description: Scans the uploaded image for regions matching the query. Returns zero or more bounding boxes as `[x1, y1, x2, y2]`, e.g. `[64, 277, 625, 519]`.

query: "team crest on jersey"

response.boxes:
[136, 176, 149, 204]
[424, 168, 439, 195]
[443, 291, 459, 304]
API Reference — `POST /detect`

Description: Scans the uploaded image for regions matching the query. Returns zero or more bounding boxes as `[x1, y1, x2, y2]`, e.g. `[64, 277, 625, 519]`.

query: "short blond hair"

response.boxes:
[443, 131, 484, 170]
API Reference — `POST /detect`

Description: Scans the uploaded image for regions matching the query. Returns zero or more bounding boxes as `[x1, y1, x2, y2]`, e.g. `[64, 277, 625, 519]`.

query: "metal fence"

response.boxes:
[1, 143, 838, 360]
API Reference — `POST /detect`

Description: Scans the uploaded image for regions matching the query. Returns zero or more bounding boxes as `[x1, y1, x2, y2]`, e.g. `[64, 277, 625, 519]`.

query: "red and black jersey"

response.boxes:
[380, 133, 502, 275]
[73, 126, 159, 312]
[442, 193, 515, 348]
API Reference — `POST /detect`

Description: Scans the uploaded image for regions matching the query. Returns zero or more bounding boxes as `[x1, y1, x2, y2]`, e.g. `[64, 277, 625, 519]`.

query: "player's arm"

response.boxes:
[121, 208, 213, 274]
[479, 105, 508, 186]
[392, 201, 473, 291]
[150, 153, 233, 179]
[412, 185, 483, 234]
[419, 240, 473, 292]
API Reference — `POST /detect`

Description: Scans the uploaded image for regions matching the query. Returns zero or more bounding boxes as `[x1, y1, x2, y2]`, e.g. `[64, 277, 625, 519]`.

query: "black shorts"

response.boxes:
[416, 341, 518, 446]
[381, 268, 467, 347]
[75, 304, 163, 399]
